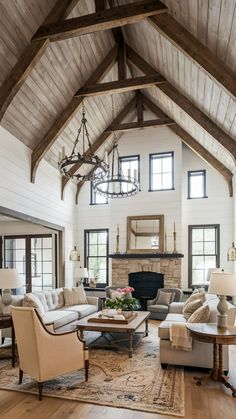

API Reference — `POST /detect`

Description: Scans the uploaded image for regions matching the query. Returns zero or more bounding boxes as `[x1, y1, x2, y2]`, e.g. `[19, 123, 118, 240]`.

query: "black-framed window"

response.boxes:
[188, 225, 220, 287]
[149, 152, 174, 191]
[119, 155, 140, 193]
[188, 170, 207, 199]
[84, 229, 109, 287]
[90, 167, 108, 205]
[4, 234, 57, 293]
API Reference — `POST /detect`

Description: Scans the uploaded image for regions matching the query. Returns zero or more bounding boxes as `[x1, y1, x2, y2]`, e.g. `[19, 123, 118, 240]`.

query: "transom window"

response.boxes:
[188, 170, 207, 199]
[149, 152, 174, 191]
[188, 225, 219, 287]
[85, 229, 109, 287]
[119, 155, 140, 193]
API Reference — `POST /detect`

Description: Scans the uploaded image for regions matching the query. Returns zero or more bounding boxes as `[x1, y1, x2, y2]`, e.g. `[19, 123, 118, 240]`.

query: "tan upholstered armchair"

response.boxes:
[147, 288, 183, 320]
[11, 306, 89, 400]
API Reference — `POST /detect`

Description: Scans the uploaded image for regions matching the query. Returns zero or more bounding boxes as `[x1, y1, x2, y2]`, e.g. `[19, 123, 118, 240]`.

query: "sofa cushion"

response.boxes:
[63, 286, 88, 306]
[148, 304, 169, 313]
[33, 292, 49, 312]
[43, 289, 64, 311]
[158, 315, 187, 339]
[44, 310, 78, 329]
[183, 299, 203, 319]
[65, 304, 97, 318]
[23, 294, 45, 318]
[156, 290, 173, 306]
[188, 304, 210, 323]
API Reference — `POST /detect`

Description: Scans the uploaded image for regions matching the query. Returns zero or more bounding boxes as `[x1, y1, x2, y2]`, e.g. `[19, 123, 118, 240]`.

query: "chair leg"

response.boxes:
[38, 382, 43, 401]
[1, 337, 5, 345]
[161, 363, 168, 369]
[19, 369, 23, 384]
[85, 360, 89, 381]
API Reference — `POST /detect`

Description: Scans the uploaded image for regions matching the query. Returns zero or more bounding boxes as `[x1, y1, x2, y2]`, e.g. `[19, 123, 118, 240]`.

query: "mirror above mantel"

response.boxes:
[126, 215, 164, 253]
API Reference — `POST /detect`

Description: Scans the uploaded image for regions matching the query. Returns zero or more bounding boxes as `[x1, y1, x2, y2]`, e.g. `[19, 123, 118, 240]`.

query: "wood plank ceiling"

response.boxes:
[0, 0, 235, 201]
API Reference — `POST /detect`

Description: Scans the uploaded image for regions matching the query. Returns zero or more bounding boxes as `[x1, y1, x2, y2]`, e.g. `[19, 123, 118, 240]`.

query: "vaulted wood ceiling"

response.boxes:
[0, 0, 235, 202]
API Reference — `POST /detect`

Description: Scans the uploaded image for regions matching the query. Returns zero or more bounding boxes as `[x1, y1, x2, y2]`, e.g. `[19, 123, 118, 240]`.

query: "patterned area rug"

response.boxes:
[0, 322, 184, 417]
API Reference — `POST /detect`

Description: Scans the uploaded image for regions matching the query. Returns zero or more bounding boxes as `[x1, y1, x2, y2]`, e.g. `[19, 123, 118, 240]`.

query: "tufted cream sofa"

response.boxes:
[0, 287, 99, 339]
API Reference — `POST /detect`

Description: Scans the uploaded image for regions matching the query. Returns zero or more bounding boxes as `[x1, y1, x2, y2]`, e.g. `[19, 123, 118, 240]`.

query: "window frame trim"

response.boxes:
[149, 151, 174, 192]
[187, 169, 207, 199]
[84, 228, 109, 288]
[90, 181, 108, 205]
[188, 224, 220, 288]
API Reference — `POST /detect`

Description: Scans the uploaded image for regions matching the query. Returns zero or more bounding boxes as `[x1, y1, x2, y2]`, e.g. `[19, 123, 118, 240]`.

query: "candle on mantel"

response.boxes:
[174, 222, 176, 233]
[165, 230, 167, 251]
[117, 224, 119, 236]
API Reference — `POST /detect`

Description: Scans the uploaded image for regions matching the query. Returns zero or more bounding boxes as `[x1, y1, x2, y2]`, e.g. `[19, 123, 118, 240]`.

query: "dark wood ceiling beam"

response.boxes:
[75, 74, 166, 97]
[149, 14, 236, 99]
[31, 44, 118, 183]
[0, 0, 80, 121]
[104, 117, 174, 132]
[95, 0, 106, 13]
[118, 41, 126, 80]
[126, 45, 236, 160]
[143, 95, 233, 196]
[32, 0, 168, 42]
[136, 91, 143, 122]
[62, 96, 136, 200]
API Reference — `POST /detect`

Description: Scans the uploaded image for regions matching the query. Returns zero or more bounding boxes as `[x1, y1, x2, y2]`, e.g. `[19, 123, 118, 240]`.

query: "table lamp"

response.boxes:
[0, 269, 21, 312]
[208, 272, 236, 328]
[76, 267, 89, 286]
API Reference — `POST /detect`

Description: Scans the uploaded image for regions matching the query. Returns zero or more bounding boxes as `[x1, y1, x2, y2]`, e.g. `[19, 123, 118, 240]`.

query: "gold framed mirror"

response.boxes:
[126, 215, 164, 253]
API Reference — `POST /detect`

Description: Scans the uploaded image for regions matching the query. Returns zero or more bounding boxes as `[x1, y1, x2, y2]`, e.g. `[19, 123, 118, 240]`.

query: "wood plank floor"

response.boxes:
[0, 347, 236, 418]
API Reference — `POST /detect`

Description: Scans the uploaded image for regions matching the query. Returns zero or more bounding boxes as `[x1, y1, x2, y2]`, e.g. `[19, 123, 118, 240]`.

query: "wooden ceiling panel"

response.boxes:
[162, 0, 236, 72]
[145, 86, 235, 173]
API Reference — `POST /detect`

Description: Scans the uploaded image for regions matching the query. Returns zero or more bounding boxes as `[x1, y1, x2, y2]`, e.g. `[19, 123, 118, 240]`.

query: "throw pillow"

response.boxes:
[63, 286, 88, 306]
[183, 298, 203, 319]
[156, 290, 173, 306]
[188, 304, 210, 323]
[23, 294, 45, 318]
[183, 290, 205, 308]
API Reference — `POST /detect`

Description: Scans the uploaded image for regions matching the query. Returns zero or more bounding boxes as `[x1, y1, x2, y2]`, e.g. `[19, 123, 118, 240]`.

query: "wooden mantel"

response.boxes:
[109, 253, 184, 259]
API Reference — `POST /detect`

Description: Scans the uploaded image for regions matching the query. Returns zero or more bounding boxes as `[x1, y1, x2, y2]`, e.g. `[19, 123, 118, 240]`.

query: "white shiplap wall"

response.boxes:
[0, 126, 78, 286]
[77, 121, 235, 289]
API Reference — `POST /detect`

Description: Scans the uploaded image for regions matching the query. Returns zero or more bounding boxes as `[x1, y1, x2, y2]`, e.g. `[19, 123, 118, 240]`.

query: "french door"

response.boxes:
[3, 234, 57, 293]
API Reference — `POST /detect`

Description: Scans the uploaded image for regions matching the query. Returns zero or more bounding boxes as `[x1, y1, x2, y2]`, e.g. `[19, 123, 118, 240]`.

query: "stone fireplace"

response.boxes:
[110, 253, 183, 289]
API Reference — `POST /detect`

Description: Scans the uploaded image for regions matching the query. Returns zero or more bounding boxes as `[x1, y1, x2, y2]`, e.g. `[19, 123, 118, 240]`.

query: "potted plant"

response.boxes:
[105, 287, 141, 311]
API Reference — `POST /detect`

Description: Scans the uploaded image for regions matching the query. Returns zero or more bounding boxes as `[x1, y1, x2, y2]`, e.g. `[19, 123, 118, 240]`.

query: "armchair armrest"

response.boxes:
[169, 302, 184, 314]
[147, 298, 157, 307]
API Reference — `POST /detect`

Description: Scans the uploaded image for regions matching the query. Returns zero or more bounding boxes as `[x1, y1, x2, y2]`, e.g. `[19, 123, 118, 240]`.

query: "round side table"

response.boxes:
[187, 323, 236, 397]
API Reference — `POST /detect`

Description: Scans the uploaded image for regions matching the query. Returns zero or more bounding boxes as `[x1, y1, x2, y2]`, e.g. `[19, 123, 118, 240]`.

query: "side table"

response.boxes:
[0, 315, 16, 367]
[187, 323, 236, 397]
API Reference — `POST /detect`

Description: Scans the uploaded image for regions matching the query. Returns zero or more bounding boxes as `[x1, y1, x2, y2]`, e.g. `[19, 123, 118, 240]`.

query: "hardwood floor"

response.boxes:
[0, 347, 236, 418]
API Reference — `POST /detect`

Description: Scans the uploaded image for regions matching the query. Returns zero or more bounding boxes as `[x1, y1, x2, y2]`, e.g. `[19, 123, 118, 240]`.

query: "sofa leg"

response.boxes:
[224, 370, 229, 376]
[161, 363, 168, 369]
[19, 369, 23, 384]
[85, 360, 89, 381]
[1, 337, 5, 345]
[38, 382, 43, 401]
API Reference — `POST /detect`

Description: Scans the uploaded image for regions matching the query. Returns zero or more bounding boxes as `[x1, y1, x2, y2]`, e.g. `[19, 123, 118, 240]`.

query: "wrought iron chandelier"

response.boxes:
[58, 103, 108, 181]
[93, 141, 139, 198]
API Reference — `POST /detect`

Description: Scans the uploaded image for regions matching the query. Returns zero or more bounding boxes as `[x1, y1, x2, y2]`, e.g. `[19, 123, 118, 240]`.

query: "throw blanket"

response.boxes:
[170, 323, 192, 351]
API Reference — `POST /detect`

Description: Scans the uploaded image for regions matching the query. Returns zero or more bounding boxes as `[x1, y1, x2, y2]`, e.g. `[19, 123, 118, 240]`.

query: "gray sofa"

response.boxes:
[158, 294, 236, 369]
[0, 287, 99, 339]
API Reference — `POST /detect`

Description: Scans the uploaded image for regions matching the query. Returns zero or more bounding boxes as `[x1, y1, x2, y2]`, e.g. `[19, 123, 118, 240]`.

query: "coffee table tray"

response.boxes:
[87, 311, 137, 324]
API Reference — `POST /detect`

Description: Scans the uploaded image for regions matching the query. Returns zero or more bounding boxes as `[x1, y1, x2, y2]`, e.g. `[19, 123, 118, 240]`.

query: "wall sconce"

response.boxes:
[70, 246, 80, 261]
[227, 242, 236, 261]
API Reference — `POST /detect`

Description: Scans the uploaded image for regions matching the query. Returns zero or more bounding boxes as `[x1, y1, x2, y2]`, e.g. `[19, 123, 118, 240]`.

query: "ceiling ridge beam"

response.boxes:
[148, 14, 236, 100]
[32, 0, 168, 42]
[143, 94, 233, 196]
[75, 74, 166, 97]
[126, 44, 236, 161]
[61, 96, 136, 200]
[0, 0, 80, 121]
[31, 44, 118, 183]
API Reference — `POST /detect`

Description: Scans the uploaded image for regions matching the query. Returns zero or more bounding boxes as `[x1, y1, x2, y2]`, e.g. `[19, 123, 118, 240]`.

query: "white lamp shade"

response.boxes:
[76, 267, 89, 278]
[208, 272, 236, 296]
[0, 269, 21, 289]
[206, 268, 222, 283]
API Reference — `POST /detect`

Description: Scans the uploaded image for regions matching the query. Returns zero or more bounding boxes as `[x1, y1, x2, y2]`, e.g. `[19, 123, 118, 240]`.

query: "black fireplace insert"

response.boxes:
[129, 271, 164, 309]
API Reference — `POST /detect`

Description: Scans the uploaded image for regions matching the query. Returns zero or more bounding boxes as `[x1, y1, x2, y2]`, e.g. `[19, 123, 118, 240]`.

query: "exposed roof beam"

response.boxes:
[75, 74, 166, 97]
[62, 97, 136, 200]
[95, 0, 106, 13]
[143, 95, 233, 196]
[118, 40, 127, 80]
[31, 44, 118, 183]
[0, 0, 80, 121]
[104, 117, 174, 133]
[126, 45, 236, 161]
[136, 91, 143, 122]
[148, 14, 236, 99]
[32, 0, 168, 42]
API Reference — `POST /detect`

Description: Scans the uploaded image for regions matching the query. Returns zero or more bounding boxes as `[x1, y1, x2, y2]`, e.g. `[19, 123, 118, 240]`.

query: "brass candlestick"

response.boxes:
[116, 234, 120, 254]
[173, 231, 177, 253]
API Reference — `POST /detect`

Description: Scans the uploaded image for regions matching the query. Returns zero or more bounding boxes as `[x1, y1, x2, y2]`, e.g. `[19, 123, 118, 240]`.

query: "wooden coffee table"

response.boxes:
[76, 311, 150, 358]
